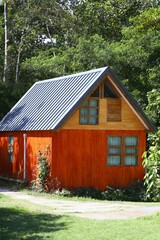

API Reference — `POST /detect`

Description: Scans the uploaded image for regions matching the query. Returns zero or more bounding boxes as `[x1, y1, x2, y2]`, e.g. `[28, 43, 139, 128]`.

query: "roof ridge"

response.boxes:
[36, 66, 108, 84]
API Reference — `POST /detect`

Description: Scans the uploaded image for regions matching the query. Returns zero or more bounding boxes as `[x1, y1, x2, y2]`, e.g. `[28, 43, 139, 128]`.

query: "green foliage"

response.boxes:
[103, 181, 147, 201]
[0, 1, 160, 125]
[0, 81, 27, 120]
[56, 181, 147, 202]
[31, 146, 50, 192]
[143, 89, 160, 201]
[108, 7, 160, 106]
[70, 187, 102, 200]
[102, 181, 146, 201]
[143, 128, 160, 201]
[146, 89, 160, 127]
[70, 0, 160, 41]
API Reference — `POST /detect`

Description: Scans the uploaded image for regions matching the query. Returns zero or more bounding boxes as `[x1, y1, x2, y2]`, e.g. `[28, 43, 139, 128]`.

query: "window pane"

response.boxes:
[108, 156, 121, 166]
[8, 136, 14, 162]
[90, 108, 98, 116]
[89, 117, 98, 124]
[90, 100, 98, 107]
[8, 153, 13, 162]
[125, 136, 138, 146]
[125, 148, 137, 154]
[108, 147, 121, 154]
[8, 136, 14, 145]
[124, 156, 137, 165]
[80, 117, 88, 124]
[80, 108, 89, 115]
[104, 82, 117, 98]
[108, 136, 122, 146]
[91, 88, 99, 97]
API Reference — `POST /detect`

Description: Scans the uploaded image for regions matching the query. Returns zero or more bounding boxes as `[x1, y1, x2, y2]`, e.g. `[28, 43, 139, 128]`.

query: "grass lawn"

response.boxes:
[0, 193, 160, 240]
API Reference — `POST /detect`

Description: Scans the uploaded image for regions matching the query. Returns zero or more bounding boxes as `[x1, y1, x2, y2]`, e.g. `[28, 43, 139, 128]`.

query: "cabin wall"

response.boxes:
[0, 131, 53, 182]
[0, 133, 24, 180]
[52, 129, 146, 190]
[0, 129, 146, 190]
[62, 98, 145, 130]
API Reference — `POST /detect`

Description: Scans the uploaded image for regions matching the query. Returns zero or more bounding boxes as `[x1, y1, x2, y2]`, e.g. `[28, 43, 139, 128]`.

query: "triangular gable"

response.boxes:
[0, 66, 155, 132]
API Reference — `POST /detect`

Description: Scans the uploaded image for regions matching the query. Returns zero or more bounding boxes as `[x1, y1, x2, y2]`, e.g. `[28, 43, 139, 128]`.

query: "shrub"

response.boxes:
[143, 128, 160, 201]
[70, 187, 103, 199]
[31, 146, 50, 192]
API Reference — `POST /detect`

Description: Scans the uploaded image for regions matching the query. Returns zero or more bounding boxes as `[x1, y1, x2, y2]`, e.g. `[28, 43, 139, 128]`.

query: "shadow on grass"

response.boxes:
[0, 207, 66, 240]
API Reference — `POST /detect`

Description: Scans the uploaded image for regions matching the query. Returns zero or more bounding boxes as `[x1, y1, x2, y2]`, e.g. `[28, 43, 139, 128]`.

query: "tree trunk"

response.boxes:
[3, 1, 8, 82]
[15, 34, 23, 83]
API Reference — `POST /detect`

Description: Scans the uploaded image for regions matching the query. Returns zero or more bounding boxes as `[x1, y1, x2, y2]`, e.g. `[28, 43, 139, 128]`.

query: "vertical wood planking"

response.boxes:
[0, 129, 146, 189]
[52, 129, 146, 190]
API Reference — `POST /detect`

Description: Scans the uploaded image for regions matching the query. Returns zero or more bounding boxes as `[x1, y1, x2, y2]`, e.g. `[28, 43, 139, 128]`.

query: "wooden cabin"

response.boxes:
[0, 67, 155, 190]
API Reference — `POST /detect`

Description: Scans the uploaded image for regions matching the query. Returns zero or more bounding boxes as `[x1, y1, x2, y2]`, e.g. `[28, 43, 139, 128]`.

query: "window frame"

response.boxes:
[79, 81, 120, 125]
[79, 98, 99, 125]
[107, 135, 138, 166]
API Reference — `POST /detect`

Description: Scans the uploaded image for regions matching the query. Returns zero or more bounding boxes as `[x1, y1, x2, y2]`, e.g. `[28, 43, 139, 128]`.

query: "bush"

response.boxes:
[55, 181, 147, 202]
[70, 187, 103, 200]
[143, 128, 160, 201]
[102, 186, 126, 201]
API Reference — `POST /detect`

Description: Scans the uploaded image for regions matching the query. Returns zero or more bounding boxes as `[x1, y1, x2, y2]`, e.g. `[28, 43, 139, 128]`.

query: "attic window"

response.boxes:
[90, 82, 117, 99]
[104, 82, 117, 98]
[80, 99, 99, 125]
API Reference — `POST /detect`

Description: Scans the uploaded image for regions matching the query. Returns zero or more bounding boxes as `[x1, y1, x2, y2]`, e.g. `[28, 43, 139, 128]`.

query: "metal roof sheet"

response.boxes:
[0, 67, 109, 131]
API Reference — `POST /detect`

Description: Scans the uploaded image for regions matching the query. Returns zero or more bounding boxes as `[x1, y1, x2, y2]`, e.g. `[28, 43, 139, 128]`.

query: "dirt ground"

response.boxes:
[1, 188, 160, 220]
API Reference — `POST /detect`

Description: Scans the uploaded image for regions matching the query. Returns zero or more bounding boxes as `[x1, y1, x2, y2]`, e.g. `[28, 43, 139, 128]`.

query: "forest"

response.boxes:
[0, 0, 160, 200]
[0, 0, 159, 127]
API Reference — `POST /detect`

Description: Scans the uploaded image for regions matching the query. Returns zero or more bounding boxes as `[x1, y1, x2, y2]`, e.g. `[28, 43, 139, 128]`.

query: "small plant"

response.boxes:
[31, 145, 50, 192]
[47, 177, 62, 193]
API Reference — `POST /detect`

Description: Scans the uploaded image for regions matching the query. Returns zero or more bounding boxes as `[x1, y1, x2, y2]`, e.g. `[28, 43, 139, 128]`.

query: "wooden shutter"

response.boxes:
[107, 98, 121, 122]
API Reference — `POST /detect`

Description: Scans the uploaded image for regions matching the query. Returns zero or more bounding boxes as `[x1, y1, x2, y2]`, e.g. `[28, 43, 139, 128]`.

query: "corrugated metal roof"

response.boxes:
[0, 67, 109, 131]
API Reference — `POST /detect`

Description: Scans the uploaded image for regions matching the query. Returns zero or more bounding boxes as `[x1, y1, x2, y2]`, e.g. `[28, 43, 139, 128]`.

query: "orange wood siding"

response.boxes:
[0, 131, 53, 182]
[0, 129, 146, 190]
[52, 129, 146, 190]
[0, 133, 24, 179]
[26, 132, 52, 182]
[61, 98, 145, 130]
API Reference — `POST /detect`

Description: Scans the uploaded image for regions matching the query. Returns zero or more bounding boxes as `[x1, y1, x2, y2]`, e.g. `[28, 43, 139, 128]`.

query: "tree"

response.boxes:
[146, 89, 160, 127]
[3, 0, 8, 82]
[68, 0, 160, 42]
[1, 0, 75, 83]
[20, 34, 114, 82]
[108, 7, 160, 107]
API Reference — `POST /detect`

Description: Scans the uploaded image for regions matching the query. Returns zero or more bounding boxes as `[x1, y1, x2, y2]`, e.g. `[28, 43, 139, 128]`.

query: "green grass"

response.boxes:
[0, 193, 160, 240]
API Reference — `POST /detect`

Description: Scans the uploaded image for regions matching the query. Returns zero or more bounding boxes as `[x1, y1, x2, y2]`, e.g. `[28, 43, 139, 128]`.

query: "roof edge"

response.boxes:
[108, 68, 157, 132]
[36, 67, 109, 84]
[54, 66, 110, 130]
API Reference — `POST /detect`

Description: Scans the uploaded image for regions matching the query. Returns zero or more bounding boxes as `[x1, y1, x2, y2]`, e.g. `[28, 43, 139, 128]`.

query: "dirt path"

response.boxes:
[1, 188, 160, 220]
